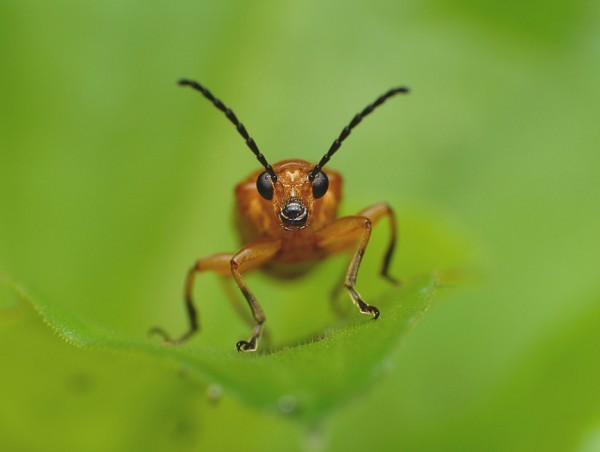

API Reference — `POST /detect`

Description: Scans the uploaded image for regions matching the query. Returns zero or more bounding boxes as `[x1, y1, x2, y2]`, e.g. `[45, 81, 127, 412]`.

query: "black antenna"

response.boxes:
[178, 79, 277, 181]
[309, 86, 410, 180]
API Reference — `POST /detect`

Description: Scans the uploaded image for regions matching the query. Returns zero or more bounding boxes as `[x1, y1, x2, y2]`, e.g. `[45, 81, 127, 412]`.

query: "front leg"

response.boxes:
[230, 240, 282, 352]
[150, 240, 280, 350]
[329, 202, 400, 307]
[317, 216, 380, 319]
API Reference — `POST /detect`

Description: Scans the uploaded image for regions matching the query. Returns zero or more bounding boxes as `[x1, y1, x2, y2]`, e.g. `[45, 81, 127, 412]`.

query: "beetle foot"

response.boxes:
[236, 337, 258, 352]
[359, 304, 380, 320]
[148, 326, 174, 344]
[148, 327, 194, 346]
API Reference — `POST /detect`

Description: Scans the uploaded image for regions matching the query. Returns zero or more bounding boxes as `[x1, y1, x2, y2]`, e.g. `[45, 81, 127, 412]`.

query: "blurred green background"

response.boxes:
[1, 0, 600, 451]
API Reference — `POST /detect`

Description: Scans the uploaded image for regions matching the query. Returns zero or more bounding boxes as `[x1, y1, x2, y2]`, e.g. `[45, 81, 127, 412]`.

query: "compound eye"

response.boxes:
[256, 171, 274, 200]
[312, 171, 329, 199]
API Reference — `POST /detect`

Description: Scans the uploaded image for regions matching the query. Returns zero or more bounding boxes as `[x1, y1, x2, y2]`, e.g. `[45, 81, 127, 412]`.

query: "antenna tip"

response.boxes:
[177, 79, 191, 87]
[392, 86, 410, 94]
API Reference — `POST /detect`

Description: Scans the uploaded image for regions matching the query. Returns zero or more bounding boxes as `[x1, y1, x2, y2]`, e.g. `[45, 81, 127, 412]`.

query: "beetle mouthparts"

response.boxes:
[280, 199, 308, 228]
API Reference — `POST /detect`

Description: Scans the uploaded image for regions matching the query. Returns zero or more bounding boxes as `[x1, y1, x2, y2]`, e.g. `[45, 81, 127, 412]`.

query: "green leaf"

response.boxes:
[1, 270, 440, 423]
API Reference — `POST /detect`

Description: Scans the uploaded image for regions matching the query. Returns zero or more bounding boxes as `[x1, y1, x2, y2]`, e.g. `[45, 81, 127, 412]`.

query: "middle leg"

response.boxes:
[357, 202, 400, 284]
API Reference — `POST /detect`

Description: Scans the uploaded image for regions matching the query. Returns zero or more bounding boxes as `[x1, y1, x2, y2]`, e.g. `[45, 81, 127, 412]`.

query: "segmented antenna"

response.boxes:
[178, 79, 277, 181]
[309, 86, 410, 180]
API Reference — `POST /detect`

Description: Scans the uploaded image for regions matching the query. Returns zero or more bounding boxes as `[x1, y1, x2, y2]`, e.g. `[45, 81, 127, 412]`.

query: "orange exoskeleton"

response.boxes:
[150, 79, 409, 352]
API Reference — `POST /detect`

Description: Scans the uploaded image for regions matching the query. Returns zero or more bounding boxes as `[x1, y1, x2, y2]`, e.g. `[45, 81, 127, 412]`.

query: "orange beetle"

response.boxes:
[151, 80, 409, 352]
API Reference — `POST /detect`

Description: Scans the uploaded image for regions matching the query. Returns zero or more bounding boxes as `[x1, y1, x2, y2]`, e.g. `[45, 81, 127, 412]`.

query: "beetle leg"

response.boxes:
[357, 202, 400, 285]
[150, 253, 233, 345]
[219, 276, 274, 346]
[230, 240, 282, 352]
[317, 216, 380, 319]
[328, 203, 400, 315]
